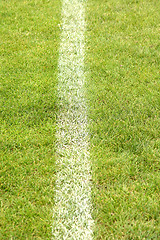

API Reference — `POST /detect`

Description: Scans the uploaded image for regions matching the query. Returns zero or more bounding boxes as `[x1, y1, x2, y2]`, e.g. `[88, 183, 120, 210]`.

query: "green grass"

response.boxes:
[0, 0, 61, 238]
[1, 0, 160, 239]
[86, 0, 160, 239]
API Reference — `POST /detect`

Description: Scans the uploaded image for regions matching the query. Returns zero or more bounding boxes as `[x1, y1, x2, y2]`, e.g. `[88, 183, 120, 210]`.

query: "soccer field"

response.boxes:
[1, 0, 160, 239]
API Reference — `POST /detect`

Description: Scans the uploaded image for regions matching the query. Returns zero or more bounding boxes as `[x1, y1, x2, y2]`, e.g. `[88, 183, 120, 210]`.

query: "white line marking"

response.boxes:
[52, 0, 94, 239]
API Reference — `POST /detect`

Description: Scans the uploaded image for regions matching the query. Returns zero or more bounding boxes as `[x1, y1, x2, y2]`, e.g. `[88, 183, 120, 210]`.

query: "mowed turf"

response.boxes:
[86, 0, 160, 239]
[1, 0, 160, 239]
[0, 0, 60, 238]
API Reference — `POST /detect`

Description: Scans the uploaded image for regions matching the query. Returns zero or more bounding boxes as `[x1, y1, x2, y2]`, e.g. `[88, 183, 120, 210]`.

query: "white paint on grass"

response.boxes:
[52, 0, 93, 239]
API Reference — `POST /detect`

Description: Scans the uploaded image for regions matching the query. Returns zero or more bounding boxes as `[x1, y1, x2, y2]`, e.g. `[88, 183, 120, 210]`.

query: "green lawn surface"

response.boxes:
[0, 0, 60, 238]
[1, 0, 160, 239]
[86, 0, 160, 239]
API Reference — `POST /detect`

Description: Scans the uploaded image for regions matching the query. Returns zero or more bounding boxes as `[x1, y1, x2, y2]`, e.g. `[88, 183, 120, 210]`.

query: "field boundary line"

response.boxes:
[52, 0, 94, 239]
